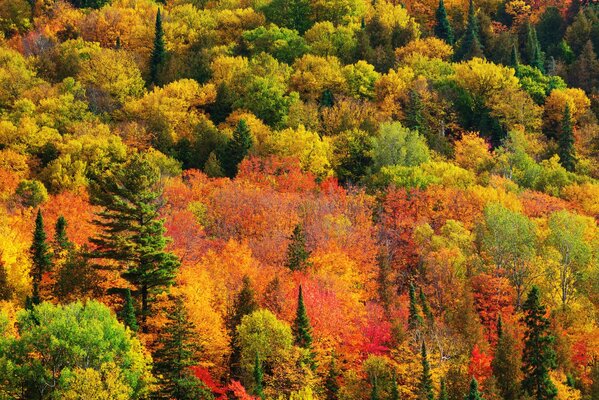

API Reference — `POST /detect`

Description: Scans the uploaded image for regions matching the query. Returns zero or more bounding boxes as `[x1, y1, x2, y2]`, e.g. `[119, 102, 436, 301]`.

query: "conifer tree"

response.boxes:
[54, 216, 71, 251]
[492, 315, 520, 400]
[294, 285, 316, 370]
[435, 0, 454, 45]
[120, 288, 139, 332]
[457, 0, 483, 60]
[409, 283, 423, 330]
[371, 380, 380, 400]
[153, 296, 209, 399]
[465, 378, 484, 400]
[521, 286, 558, 400]
[0, 260, 12, 301]
[439, 378, 448, 400]
[285, 224, 311, 271]
[89, 153, 180, 332]
[253, 353, 265, 399]
[406, 89, 425, 134]
[30, 209, 52, 305]
[219, 119, 253, 178]
[228, 276, 258, 379]
[558, 104, 576, 172]
[320, 89, 335, 108]
[391, 375, 400, 400]
[510, 43, 520, 67]
[150, 8, 166, 86]
[420, 342, 434, 400]
[325, 353, 340, 400]
[419, 288, 434, 326]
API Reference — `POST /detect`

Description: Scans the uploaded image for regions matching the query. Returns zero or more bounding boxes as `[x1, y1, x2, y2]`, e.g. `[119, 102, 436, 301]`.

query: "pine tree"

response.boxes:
[54, 216, 71, 251]
[228, 276, 258, 379]
[435, 0, 454, 45]
[521, 286, 558, 400]
[371, 380, 380, 400]
[325, 353, 340, 400]
[456, 0, 483, 61]
[492, 315, 520, 400]
[439, 378, 448, 400]
[405, 89, 425, 134]
[419, 288, 434, 326]
[391, 375, 400, 400]
[150, 8, 166, 86]
[320, 89, 335, 108]
[30, 209, 52, 305]
[294, 285, 316, 370]
[569, 40, 599, 92]
[153, 296, 209, 399]
[420, 342, 434, 400]
[285, 223, 311, 271]
[253, 353, 265, 399]
[120, 289, 139, 332]
[465, 378, 484, 400]
[89, 153, 180, 332]
[558, 103, 576, 172]
[409, 283, 423, 330]
[219, 119, 253, 178]
[510, 43, 520, 68]
[0, 260, 12, 301]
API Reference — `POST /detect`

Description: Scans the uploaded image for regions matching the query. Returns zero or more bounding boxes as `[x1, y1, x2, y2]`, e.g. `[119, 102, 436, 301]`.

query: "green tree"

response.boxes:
[391, 375, 400, 400]
[325, 353, 340, 400]
[456, 0, 483, 61]
[435, 0, 454, 45]
[521, 286, 558, 400]
[492, 315, 520, 400]
[419, 288, 434, 326]
[120, 289, 139, 333]
[89, 153, 180, 332]
[558, 103, 576, 172]
[293, 285, 315, 370]
[285, 224, 311, 272]
[0, 260, 12, 301]
[229, 276, 259, 379]
[262, 0, 312, 34]
[409, 283, 423, 330]
[30, 209, 52, 305]
[253, 353, 265, 399]
[464, 378, 484, 400]
[54, 216, 71, 251]
[219, 119, 253, 178]
[511, 43, 520, 68]
[420, 342, 434, 400]
[153, 296, 210, 400]
[439, 378, 448, 400]
[150, 9, 166, 86]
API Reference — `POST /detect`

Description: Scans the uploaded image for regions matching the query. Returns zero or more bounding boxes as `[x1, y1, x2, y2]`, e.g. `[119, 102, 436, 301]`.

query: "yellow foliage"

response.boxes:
[0, 211, 33, 302]
[562, 183, 599, 217]
[454, 133, 494, 173]
[544, 88, 591, 126]
[395, 37, 453, 62]
[374, 66, 415, 118]
[290, 54, 347, 102]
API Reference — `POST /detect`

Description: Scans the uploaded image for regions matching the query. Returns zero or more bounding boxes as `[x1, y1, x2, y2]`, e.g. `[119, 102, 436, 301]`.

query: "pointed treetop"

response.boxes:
[465, 378, 484, 400]
[435, 0, 454, 45]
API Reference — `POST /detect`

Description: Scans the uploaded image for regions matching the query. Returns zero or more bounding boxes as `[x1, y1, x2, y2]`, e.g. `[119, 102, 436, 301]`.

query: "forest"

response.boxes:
[0, 0, 598, 398]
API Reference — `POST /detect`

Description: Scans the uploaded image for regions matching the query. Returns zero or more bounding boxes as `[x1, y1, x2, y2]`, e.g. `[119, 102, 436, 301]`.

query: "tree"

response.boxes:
[420, 342, 434, 400]
[253, 353, 265, 399]
[419, 288, 434, 326]
[510, 43, 520, 67]
[325, 353, 340, 400]
[558, 103, 576, 172]
[150, 9, 166, 86]
[89, 153, 180, 332]
[262, 0, 312, 34]
[219, 119, 253, 178]
[456, 0, 483, 61]
[54, 216, 71, 251]
[293, 285, 315, 370]
[521, 286, 557, 400]
[464, 378, 484, 400]
[435, 0, 454, 45]
[153, 296, 210, 399]
[229, 276, 259, 379]
[439, 378, 448, 400]
[120, 289, 139, 333]
[30, 209, 52, 305]
[491, 316, 520, 400]
[0, 260, 12, 301]
[524, 23, 544, 72]
[409, 283, 423, 331]
[285, 224, 311, 271]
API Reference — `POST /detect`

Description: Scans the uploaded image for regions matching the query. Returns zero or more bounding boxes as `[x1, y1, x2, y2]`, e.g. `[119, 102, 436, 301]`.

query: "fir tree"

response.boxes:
[325, 353, 340, 400]
[558, 104, 576, 172]
[420, 342, 434, 400]
[439, 378, 448, 400]
[0, 260, 12, 301]
[510, 43, 520, 67]
[89, 153, 180, 332]
[153, 296, 209, 400]
[54, 215, 71, 251]
[253, 353, 265, 399]
[219, 119, 253, 178]
[371, 380, 380, 400]
[228, 276, 258, 379]
[521, 286, 558, 400]
[456, 0, 483, 61]
[30, 209, 52, 305]
[285, 223, 311, 271]
[465, 378, 484, 400]
[120, 289, 139, 332]
[419, 288, 434, 326]
[150, 8, 166, 86]
[492, 315, 520, 400]
[391, 375, 400, 400]
[320, 89, 335, 108]
[435, 0, 454, 45]
[115, 36, 121, 50]
[405, 89, 425, 134]
[409, 283, 423, 330]
[294, 285, 316, 370]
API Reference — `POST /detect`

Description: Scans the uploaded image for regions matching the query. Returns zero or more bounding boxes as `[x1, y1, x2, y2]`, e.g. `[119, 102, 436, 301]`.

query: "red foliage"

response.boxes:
[237, 156, 318, 193]
[227, 380, 257, 400]
[361, 303, 393, 355]
[471, 274, 515, 344]
[191, 366, 227, 397]
[520, 190, 570, 218]
[468, 344, 493, 385]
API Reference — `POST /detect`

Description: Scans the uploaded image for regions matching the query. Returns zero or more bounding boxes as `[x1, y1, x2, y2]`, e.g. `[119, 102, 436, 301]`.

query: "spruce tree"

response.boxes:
[510, 43, 520, 68]
[228, 276, 258, 379]
[391, 375, 400, 400]
[153, 296, 209, 399]
[89, 153, 180, 332]
[465, 378, 484, 400]
[285, 223, 311, 271]
[439, 378, 448, 400]
[320, 89, 335, 108]
[406, 89, 425, 134]
[420, 342, 434, 400]
[521, 286, 558, 400]
[371, 380, 380, 400]
[419, 288, 434, 326]
[294, 285, 316, 370]
[456, 0, 483, 61]
[120, 289, 139, 332]
[0, 260, 12, 301]
[30, 209, 52, 305]
[54, 216, 71, 251]
[409, 283, 423, 330]
[558, 104, 576, 172]
[219, 119, 253, 178]
[150, 8, 166, 86]
[253, 353, 265, 399]
[492, 315, 520, 400]
[325, 353, 340, 400]
[435, 0, 454, 45]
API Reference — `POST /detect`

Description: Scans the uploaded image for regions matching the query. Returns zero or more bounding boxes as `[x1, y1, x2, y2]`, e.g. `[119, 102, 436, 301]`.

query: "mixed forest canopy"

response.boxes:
[0, 0, 598, 398]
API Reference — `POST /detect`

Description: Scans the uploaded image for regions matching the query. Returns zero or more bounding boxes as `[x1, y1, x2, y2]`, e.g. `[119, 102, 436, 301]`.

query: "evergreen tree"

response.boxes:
[285, 223, 311, 271]
[120, 288, 139, 332]
[420, 342, 434, 400]
[419, 288, 434, 326]
[153, 296, 209, 400]
[405, 89, 425, 134]
[320, 89, 335, 108]
[569, 40, 599, 92]
[439, 379, 448, 400]
[521, 286, 558, 400]
[263, 0, 312, 34]
[391, 375, 400, 400]
[54, 215, 71, 251]
[590, 361, 599, 400]
[228, 276, 258, 379]
[371, 379, 380, 400]
[30, 209, 52, 305]
[150, 8, 166, 86]
[89, 153, 180, 332]
[294, 285, 316, 370]
[492, 315, 520, 400]
[325, 353, 340, 400]
[510, 43, 520, 67]
[409, 283, 423, 330]
[558, 103, 576, 172]
[115, 35, 121, 50]
[435, 0, 454, 45]
[219, 119, 253, 178]
[456, 0, 483, 60]
[0, 260, 12, 301]
[253, 353, 265, 399]
[464, 378, 484, 400]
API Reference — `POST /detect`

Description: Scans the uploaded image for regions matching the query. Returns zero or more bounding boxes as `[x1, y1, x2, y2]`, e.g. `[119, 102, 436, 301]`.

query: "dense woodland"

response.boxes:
[0, 0, 598, 398]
